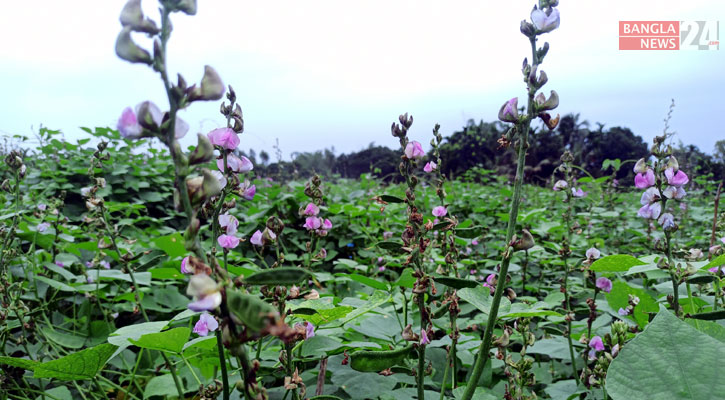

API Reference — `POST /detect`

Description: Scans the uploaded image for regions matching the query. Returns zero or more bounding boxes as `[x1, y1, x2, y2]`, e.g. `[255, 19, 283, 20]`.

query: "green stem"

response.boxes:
[417, 296, 427, 400]
[217, 330, 230, 400]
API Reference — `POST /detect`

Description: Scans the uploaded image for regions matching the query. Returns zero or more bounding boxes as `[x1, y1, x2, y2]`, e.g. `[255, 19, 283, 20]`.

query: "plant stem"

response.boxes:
[417, 295, 427, 400]
[217, 330, 230, 400]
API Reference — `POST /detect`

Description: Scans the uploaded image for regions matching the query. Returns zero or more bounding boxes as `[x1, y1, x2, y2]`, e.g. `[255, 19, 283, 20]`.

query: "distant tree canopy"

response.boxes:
[243, 113, 723, 185]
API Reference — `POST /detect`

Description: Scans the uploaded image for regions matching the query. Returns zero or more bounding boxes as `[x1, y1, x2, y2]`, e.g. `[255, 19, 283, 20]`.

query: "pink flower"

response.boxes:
[217, 234, 240, 249]
[472, 239, 479, 245]
[404, 141, 425, 159]
[423, 161, 437, 173]
[634, 169, 655, 189]
[498, 97, 519, 122]
[486, 274, 496, 286]
[304, 203, 320, 216]
[531, 7, 560, 33]
[117, 107, 142, 138]
[250, 230, 263, 246]
[483, 282, 494, 294]
[595, 277, 612, 292]
[469, 269, 477, 275]
[240, 181, 256, 201]
[174, 117, 189, 139]
[193, 312, 219, 336]
[38, 203, 47, 211]
[378, 266, 386, 272]
[180, 256, 191, 274]
[571, 187, 587, 198]
[306, 322, 315, 339]
[588, 336, 604, 360]
[218, 212, 239, 235]
[432, 206, 447, 217]
[218, 154, 253, 173]
[553, 180, 568, 191]
[304, 217, 322, 230]
[665, 168, 689, 186]
[37, 222, 50, 233]
[55, 261, 64, 268]
[100, 260, 111, 269]
[87, 275, 94, 284]
[383, 231, 393, 240]
[322, 219, 332, 230]
[618, 308, 629, 316]
[420, 329, 430, 345]
[658, 213, 676, 230]
[586, 247, 601, 260]
[207, 127, 240, 150]
[662, 185, 686, 200]
[708, 266, 725, 274]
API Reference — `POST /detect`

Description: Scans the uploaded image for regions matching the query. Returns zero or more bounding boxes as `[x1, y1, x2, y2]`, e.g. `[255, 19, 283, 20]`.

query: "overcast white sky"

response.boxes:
[1, 1, 723, 160]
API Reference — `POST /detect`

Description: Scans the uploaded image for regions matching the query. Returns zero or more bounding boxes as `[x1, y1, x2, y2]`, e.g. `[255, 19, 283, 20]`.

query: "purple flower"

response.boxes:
[634, 169, 655, 189]
[304, 203, 320, 216]
[37, 222, 50, 233]
[321, 219, 333, 231]
[665, 168, 689, 186]
[472, 239, 479, 245]
[469, 269, 477, 275]
[612, 344, 620, 357]
[306, 322, 315, 339]
[404, 141, 425, 159]
[530, 7, 560, 33]
[658, 213, 676, 231]
[618, 307, 629, 316]
[186, 274, 222, 311]
[217, 154, 253, 173]
[595, 277, 612, 292]
[483, 282, 494, 294]
[304, 217, 322, 231]
[486, 274, 496, 286]
[553, 180, 568, 191]
[378, 266, 386, 272]
[38, 203, 47, 211]
[571, 187, 587, 198]
[250, 230, 264, 246]
[218, 212, 239, 235]
[87, 275, 94, 284]
[383, 231, 393, 240]
[498, 97, 519, 122]
[432, 206, 447, 217]
[55, 261, 64, 268]
[100, 260, 111, 270]
[423, 161, 437, 173]
[217, 234, 240, 249]
[117, 107, 142, 138]
[663, 185, 686, 200]
[193, 312, 219, 336]
[588, 335, 604, 360]
[207, 127, 240, 150]
[240, 181, 256, 201]
[180, 256, 191, 274]
[86, 261, 93, 268]
[420, 329, 430, 345]
[210, 170, 227, 189]
[586, 247, 601, 260]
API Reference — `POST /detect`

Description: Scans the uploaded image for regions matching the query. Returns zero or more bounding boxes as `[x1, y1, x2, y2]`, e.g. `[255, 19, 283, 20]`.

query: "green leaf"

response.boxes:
[606, 307, 725, 400]
[455, 226, 484, 239]
[34, 276, 76, 292]
[149, 267, 186, 280]
[394, 268, 416, 288]
[688, 310, 725, 321]
[0, 356, 39, 370]
[702, 254, 725, 271]
[590, 254, 646, 272]
[379, 194, 405, 204]
[432, 275, 479, 289]
[227, 289, 277, 332]
[244, 267, 312, 285]
[144, 374, 179, 399]
[347, 273, 389, 290]
[377, 241, 404, 251]
[152, 233, 186, 258]
[605, 281, 658, 328]
[129, 327, 190, 354]
[684, 319, 725, 343]
[334, 291, 391, 327]
[458, 286, 497, 315]
[297, 306, 354, 326]
[300, 335, 344, 357]
[500, 302, 561, 318]
[36, 386, 72, 400]
[452, 386, 497, 400]
[350, 344, 414, 372]
[108, 321, 169, 347]
[40, 327, 86, 349]
[33, 343, 117, 380]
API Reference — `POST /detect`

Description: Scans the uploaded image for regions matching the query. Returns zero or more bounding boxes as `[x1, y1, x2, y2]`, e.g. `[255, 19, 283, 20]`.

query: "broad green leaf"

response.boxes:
[335, 291, 391, 326]
[144, 374, 179, 399]
[0, 356, 39, 369]
[377, 241, 404, 251]
[129, 327, 190, 354]
[108, 321, 169, 347]
[33, 343, 117, 380]
[88, 269, 151, 286]
[590, 254, 646, 272]
[300, 335, 344, 357]
[452, 386, 498, 400]
[182, 336, 217, 352]
[34, 276, 76, 292]
[606, 307, 725, 400]
[458, 286, 495, 315]
[149, 267, 186, 280]
[455, 226, 484, 239]
[605, 281, 658, 328]
[432, 275, 479, 289]
[702, 254, 725, 271]
[379, 194, 405, 203]
[40, 327, 86, 349]
[244, 267, 312, 285]
[297, 306, 354, 326]
[347, 273, 389, 290]
[350, 344, 414, 372]
[394, 268, 416, 288]
[684, 318, 725, 343]
[36, 386, 72, 400]
[500, 302, 561, 318]
[227, 289, 277, 332]
[152, 233, 186, 258]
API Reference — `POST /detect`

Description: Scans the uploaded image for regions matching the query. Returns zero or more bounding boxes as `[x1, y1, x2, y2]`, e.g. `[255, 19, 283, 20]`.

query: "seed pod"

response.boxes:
[349, 344, 415, 372]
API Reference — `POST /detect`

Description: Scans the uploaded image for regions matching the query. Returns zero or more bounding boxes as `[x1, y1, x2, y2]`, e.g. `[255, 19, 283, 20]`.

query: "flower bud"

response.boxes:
[202, 168, 222, 199]
[513, 229, 535, 251]
[175, 0, 197, 15]
[520, 20, 536, 37]
[189, 133, 214, 164]
[667, 155, 679, 172]
[536, 90, 559, 111]
[115, 27, 152, 65]
[119, 0, 159, 34]
[633, 158, 648, 174]
[189, 66, 225, 102]
[136, 101, 163, 130]
[266, 216, 285, 235]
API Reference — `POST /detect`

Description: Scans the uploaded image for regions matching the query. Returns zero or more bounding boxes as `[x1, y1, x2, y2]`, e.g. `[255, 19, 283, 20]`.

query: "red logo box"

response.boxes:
[619, 21, 680, 50]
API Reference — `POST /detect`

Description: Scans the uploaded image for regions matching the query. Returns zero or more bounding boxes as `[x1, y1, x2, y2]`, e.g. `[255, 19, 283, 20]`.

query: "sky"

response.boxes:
[1, 1, 723, 160]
